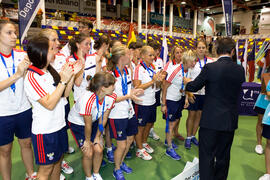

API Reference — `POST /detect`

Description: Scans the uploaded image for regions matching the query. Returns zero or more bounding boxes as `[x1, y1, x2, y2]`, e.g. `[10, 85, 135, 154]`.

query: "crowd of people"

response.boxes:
[0, 18, 247, 180]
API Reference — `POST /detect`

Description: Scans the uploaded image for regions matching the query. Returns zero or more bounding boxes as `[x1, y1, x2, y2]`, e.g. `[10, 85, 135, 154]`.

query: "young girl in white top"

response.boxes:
[185, 41, 213, 149]
[0, 20, 36, 180]
[107, 45, 143, 180]
[24, 36, 78, 180]
[68, 72, 116, 180]
[133, 46, 164, 160]
[161, 50, 196, 160]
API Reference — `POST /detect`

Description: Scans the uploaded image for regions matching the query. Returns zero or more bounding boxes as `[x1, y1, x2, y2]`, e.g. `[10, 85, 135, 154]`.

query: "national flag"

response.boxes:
[18, 0, 41, 44]
[247, 43, 256, 82]
[127, 23, 136, 46]
[108, 0, 116, 6]
[177, 6, 183, 18]
[256, 40, 270, 65]
[148, 0, 155, 12]
[242, 39, 248, 74]
[160, 36, 169, 65]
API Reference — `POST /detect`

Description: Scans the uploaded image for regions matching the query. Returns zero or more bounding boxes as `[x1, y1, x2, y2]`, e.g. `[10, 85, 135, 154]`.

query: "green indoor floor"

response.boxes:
[7, 108, 265, 180]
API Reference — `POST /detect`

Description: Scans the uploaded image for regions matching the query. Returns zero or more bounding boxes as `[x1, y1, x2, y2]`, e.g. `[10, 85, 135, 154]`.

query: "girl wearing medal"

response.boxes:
[68, 72, 116, 180]
[133, 46, 164, 160]
[161, 49, 196, 160]
[0, 20, 36, 180]
[24, 36, 79, 180]
[107, 45, 143, 180]
[185, 41, 213, 149]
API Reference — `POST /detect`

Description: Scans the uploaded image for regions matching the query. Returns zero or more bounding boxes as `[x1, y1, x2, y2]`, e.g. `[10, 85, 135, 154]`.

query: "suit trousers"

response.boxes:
[199, 127, 235, 180]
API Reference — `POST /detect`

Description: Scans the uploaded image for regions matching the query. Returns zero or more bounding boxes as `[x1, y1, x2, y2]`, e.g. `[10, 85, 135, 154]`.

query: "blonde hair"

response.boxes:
[38, 29, 57, 39]
[170, 46, 183, 61]
[140, 45, 154, 56]
[107, 45, 127, 71]
[182, 50, 196, 64]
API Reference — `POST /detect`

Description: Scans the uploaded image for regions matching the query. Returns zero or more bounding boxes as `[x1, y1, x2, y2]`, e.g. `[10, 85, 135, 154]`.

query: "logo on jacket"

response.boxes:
[47, 152, 54, 161]
[138, 118, 143, 124]
[117, 131, 123, 137]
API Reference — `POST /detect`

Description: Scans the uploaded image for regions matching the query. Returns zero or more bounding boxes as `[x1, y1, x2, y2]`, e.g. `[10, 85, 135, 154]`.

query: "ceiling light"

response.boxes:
[181, 1, 186, 5]
[206, 8, 210, 11]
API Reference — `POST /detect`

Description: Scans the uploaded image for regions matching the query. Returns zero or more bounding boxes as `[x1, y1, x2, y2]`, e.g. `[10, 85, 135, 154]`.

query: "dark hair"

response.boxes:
[87, 72, 115, 93]
[195, 40, 207, 48]
[0, 19, 15, 32]
[69, 33, 90, 55]
[135, 41, 144, 49]
[27, 36, 60, 85]
[148, 40, 160, 50]
[128, 42, 136, 49]
[78, 19, 93, 29]
[109, 40, 121, 49]
[216, 37, 236, 55]
[94, 34, 110, 50]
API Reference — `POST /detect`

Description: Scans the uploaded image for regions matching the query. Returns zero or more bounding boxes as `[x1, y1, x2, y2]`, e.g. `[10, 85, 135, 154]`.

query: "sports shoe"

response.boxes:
[113, 169, 125, 180]
[60, 173, 66, 180]
[185, 138, 191, 149]
[136, 149, 152, 160]
[112, 143, 117, 151]
[166, 148, 181, 160]
[107, 150, 115, 163]
[120, 162, 133, 174]
[164, 140, 178, 149]
[93, 173, 103, 180]
[101, 159, 106, 167]
[125, 151, 132, 159]
[85, 176, 95, 180]
[67, 146, 75, 154]
[259, 174, 270, 180]
[174, 134, 185, 141]
[25, 172, 37, 180]
[149, 128, 160, 140]
[143, 143, 154, 154]
[191, 137, 199, 146]
[61, 160, 74, 174]
[255, 144, 264, 155]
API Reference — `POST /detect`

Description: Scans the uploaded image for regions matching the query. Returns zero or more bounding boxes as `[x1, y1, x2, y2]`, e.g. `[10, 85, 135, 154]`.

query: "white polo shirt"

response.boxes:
[109, 67, 134, 119]
[0, 49, 31, 116]
[163, 59, 177, 73]
[133, 61, 156, 106]
[166, 63, 190, 101]
[189, 56, 213, 95]
[24, 65, 66, 134]
[68, 91, 116, 126]
[153, 57, 164, 92]
[60, 37, 96, 57]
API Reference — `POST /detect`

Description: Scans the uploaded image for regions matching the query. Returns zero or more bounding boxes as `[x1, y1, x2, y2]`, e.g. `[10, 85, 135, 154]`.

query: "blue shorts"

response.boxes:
[262, 124, 270, 139]
[163, 98, 185, 122]
[134, 104, 156, 126]
[0, 109, 32, 146]
[69, 121, 98, 148]
[155, 91, 161, 107]
[254, 106, 266, 114]
[187, 95, 205, 111]
[32, 127, 68, 165]
[109, 116, 138, 141]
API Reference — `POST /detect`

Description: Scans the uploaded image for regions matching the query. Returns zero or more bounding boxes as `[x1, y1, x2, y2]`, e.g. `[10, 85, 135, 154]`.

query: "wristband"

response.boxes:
[59, 81, 67, 86]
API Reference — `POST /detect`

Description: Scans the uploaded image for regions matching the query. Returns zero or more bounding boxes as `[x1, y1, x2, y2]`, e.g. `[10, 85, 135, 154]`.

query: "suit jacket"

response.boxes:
[186, 56, 245, 131]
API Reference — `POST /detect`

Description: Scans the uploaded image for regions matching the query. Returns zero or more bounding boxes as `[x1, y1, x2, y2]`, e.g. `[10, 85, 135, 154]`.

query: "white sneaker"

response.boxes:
[60, 173, 66, 180]
[149, 128, 160, 141]
[61, 160, 74, 174]
[143, 143, 154, 154]
[25, 172, 37, 180]
[136, 149, 152, 160]
[68, 146, 75, 154]
[259, 174, 270, 180]
[255, 145, 264, 154]
[92, 173, 103, 180]
[85, 176, 95, 180]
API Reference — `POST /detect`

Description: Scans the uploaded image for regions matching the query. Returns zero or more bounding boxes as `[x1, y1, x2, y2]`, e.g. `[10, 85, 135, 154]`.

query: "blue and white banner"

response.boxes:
[222, 0, 233, 36]
[18, 0, 41, 44]
[160, 36, 169, 65]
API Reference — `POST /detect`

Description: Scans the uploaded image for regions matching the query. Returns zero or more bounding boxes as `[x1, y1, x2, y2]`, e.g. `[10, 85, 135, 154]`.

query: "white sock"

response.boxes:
[93, 173, 100, 177]
[186, 136, 192, 140]
[85, 176, 93, 180]
[191, 136, 195, 138]
[137, 148, 144, 152]
[142, 143, 147, 147]
[107, 147, 112, 152]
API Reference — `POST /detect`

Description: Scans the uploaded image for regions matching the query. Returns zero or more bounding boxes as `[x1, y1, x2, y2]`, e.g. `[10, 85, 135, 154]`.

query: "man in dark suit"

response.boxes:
[184, 37, 245, 180]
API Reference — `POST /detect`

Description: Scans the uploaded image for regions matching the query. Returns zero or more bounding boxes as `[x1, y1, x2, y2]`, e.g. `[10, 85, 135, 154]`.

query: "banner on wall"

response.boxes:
[19, 0, 41, 43]
[45, 0, 80, 12]
[222, 0, 233, 36]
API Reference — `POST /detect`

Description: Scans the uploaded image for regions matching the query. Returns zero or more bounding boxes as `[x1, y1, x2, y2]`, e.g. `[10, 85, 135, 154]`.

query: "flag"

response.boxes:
[177, 6, 183, 18]
[242, 39, 248, 74]
[18, 0, 41, 44]
[247, 43, 256, 82]
[159, 1, 163, 14]
[127, 23, 136, 46]
[222, 0, 233, 36]
[160, 36, 169, 65]
[108, 0, 116, 6]
[148, 0, 155, 12]
[185, 8, 190, 19]
[256, 40, 270, 64]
